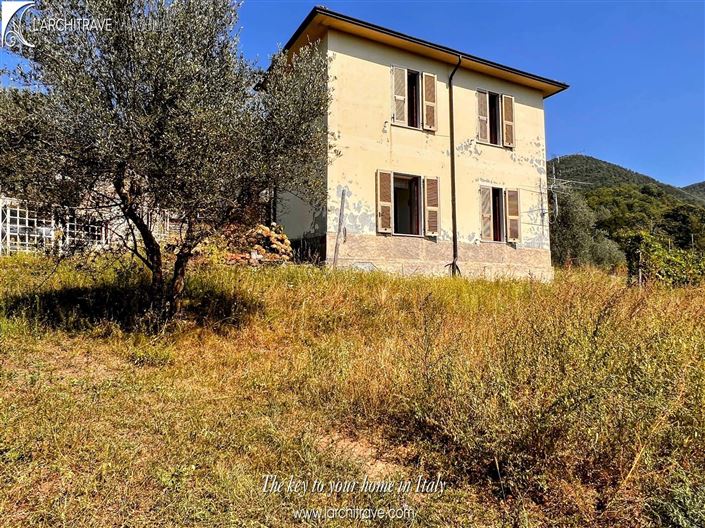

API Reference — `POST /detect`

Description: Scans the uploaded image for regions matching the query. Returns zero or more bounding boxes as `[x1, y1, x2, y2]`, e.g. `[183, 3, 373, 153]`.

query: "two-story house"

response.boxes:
[276, 7, 568, 279]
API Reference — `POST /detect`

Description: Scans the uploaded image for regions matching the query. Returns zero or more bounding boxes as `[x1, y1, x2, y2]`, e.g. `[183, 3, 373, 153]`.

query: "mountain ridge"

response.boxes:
[547, 154, 705, 206]
[546, 154, 705, 261]
[683, 181, 705, 200]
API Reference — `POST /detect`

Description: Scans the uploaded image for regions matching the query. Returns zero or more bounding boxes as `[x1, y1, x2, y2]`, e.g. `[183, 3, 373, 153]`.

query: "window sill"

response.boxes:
[480, 240, 520, 247]
[391, 122, 435, 134]
[392, 232, 425, 238]
[379, 232, 436, 239]
[476, 140, 514, 151]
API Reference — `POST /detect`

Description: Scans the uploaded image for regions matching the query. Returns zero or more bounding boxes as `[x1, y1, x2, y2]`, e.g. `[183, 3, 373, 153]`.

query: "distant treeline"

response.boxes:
[548, 155, 705, 269]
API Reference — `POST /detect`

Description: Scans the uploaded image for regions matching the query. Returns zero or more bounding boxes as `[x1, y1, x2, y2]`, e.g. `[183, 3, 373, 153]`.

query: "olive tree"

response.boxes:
[0, 0, 331, 319]
[549, 189, 624, 268]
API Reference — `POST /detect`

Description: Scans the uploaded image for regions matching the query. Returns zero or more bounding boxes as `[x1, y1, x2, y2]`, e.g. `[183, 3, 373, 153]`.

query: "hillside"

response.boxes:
[547, 155, 705, 261]
[547, 155, 705, 206]
[0, 256, 703, 526]
[684, 181, 705, 200]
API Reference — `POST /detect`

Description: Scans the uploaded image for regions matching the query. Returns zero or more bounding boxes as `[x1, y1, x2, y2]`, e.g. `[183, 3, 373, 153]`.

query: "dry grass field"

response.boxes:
[0, 255, 703, 527]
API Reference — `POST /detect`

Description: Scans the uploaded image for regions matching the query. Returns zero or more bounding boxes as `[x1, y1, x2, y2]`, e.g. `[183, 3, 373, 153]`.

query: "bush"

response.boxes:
[549, 190, 626, 269]
[647, 470, 705, 528]
[590, 234, 626, 269]
[620, 231, 705, 286]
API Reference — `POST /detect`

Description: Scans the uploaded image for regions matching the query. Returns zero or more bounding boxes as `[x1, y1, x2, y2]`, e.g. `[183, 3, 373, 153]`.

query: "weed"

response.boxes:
[0, 257, 703, 526]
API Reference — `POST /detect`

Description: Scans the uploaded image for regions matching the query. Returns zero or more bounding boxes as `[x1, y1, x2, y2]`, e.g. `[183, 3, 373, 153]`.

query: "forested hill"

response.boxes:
[547, 155, 705, 206]
[683, 181, 705, 201]
[546, 155, 705, 267]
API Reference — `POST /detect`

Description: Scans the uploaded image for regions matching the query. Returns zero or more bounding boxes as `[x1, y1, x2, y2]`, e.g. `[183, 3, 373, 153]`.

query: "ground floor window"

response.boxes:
[481, 186, 520, 243]
[393, 175, 422, 235]
[376, 170, 438, 237]
[491, 187, 504, 241]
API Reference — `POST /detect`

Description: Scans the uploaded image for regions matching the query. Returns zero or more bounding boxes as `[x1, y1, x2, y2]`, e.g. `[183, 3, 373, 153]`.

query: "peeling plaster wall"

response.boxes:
[304, 29, 552, 279]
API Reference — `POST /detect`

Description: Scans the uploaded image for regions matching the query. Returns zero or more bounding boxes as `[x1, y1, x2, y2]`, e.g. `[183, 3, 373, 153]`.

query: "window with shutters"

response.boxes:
[480, 186, 521, 243]
[392, 66, 436, 131]
[393, 175, 422, 235]
[477, 90, 515, 148]
[377, 171, 440, 236]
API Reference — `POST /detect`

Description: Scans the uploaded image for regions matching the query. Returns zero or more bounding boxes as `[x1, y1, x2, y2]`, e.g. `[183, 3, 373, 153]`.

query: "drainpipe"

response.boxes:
[447, 55, 462, 276]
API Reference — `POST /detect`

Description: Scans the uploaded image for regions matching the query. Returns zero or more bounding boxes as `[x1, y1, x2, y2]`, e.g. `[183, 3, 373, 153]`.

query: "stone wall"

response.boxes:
[326, 232, 553, 281]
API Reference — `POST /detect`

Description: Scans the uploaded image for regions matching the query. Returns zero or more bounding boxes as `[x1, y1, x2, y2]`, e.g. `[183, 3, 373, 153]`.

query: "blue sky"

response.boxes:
[236, 0, 705, 187]
[2, 1, 703, 186]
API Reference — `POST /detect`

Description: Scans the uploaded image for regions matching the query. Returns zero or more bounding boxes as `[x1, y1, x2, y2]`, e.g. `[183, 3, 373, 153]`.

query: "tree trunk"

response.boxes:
[114, 169, 166, 318]
[127, 214, 164, 315]
[147, 244, 165, 315]
[167, 251, 192, 318]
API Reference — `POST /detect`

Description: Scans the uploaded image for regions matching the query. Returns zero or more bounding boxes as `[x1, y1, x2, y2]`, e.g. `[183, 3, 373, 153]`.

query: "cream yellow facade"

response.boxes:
[277, 8, 567, 279]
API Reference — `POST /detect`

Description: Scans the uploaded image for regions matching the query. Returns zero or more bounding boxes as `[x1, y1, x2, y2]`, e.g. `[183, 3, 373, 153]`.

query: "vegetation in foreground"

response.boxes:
[1, 0, 331, 320]
[1, 256, 704, 527]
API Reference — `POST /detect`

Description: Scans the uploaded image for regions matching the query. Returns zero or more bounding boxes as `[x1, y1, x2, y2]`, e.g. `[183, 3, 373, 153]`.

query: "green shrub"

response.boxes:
[621, 231, 705, 286]
[647, 470, 705, 528]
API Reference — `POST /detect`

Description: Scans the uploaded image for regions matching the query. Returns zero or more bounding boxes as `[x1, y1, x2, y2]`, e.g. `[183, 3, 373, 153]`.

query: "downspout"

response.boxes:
[447, 55, 462, 276]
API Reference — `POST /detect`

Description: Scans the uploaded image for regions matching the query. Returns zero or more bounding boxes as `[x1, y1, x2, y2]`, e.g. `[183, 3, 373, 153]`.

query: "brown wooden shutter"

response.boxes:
[391, 66, 407, 125]
[424, 176, 439, 236]
[502, 95, 515, 147]
[477, 90, 489, 143]
[377, 170, 393, 233]
[505, 189, 520, 242]
[422, 73, 437, 131]
[480, 186, 493, 241]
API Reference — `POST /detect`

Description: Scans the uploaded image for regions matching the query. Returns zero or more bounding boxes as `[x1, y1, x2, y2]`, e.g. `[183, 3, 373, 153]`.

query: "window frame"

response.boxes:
[487, 92, 502, 146]
[391, 64, 432, 132]
[476, 88, 515, 150]
[476, 89, 502, 147]
[392, 173, 424, 237]
[489, 186, 506, 242]
[406, 69, 421, 129]
[480, 185, 522, 244]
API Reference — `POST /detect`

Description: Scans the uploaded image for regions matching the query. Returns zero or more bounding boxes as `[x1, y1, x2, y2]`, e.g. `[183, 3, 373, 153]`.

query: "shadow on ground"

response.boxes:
[0, 281, 263, 333]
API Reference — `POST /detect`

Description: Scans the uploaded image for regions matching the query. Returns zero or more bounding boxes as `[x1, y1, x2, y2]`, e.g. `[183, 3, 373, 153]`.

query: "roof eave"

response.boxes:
[284, 7, 569, 99]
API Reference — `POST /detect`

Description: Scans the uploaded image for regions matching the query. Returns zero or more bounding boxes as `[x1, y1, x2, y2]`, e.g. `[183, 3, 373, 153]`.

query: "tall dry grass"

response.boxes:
[0, 255, 703, 526]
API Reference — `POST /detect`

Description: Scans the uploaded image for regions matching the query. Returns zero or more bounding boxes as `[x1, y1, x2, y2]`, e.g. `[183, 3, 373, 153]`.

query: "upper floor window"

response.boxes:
[477, 90, 515, 148]
[391, 66, 437, 131]
[406, 70, 420, 128]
